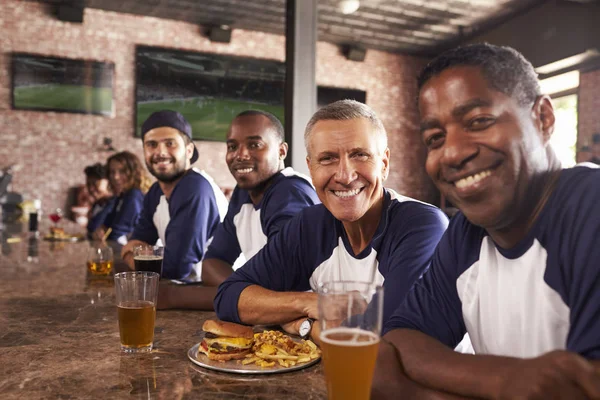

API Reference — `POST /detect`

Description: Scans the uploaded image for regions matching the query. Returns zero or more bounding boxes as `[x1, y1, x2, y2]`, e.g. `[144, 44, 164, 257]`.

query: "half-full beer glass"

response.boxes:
[319, 281, 383, 400]
[133, 245, 164, 277]
[114, 271, 159, 353]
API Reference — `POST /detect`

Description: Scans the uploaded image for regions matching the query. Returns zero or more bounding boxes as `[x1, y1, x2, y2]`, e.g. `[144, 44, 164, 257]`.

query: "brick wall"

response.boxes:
[578, 68, 600, 154]
[0, 0, 435, 214]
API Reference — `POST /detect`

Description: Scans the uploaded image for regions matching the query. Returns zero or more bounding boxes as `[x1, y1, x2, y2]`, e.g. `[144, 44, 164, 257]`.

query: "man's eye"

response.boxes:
[227, 145, 236, 151]
[319, 156, 335, 165]
[425, 133, 445, 149]
[469, 117, 495, 130]
[249, 142, 262, 149]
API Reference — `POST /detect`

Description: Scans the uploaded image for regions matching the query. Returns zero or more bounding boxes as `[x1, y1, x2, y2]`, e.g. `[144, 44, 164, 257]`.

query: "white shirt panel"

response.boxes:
[232, 203, 268, 261]
[309, 237, 385, 291]
[457, 237, 570, 357]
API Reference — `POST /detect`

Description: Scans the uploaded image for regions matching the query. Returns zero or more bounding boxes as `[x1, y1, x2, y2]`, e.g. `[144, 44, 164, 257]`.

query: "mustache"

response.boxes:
[151, 156, 174, 163]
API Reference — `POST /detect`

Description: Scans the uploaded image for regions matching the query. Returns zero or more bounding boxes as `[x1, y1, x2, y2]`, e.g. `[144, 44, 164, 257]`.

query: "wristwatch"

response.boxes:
[299, 318, 315, 340]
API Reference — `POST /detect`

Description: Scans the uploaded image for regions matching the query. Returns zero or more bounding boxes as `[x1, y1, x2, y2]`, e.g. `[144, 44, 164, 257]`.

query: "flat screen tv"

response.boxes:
[135, 46, 286, 141]
[317, 86, 366, 108]
[11, 53, 114, 116]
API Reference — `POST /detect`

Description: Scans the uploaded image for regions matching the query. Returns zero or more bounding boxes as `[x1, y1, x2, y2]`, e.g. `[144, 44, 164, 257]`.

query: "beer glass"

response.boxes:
[114, 271, 159, 353]
[87, 242, 114, 276]
[133, 244, 164, 277]
[318, 281, 384, 400]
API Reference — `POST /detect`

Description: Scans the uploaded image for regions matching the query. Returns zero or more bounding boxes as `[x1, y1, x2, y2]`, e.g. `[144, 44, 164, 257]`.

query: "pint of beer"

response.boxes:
[318, 282, 383, 400]
[114, 271, 159, 353]
[133, 245, 164, 277]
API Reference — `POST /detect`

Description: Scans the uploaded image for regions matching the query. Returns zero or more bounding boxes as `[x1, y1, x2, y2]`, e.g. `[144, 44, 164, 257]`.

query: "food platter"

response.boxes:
[187, 332, 321, 375]
[43, 234, 85, 242]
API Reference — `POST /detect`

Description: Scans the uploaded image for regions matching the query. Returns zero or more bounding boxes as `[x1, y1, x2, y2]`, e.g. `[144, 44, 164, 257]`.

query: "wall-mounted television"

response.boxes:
[318, 86, 366, 108]
[135, 46, 368, 142]
[11, 53, 114, 116]
[135, 46, 286, 141]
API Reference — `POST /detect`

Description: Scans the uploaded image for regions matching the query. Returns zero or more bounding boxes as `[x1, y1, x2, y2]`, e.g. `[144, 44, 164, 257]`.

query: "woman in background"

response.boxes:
[95, 151, 151, 244]
[84, 163, 114, 238]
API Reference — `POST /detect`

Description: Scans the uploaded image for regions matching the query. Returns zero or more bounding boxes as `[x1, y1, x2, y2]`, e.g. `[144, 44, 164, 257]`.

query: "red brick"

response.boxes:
[0, 0, 436, 214]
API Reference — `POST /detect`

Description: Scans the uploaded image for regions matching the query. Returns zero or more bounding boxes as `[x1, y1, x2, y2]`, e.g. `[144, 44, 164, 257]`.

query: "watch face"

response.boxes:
[299, 320, 311, 337]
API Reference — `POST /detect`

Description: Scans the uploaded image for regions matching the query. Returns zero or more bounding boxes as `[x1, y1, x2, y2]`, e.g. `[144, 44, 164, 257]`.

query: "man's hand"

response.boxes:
[121, 239, 146, 270]
[281, 317, 304, 335]
[495, 350, 600, 400]
[281, 317, 322, 346]
[301, 294, 319, 320]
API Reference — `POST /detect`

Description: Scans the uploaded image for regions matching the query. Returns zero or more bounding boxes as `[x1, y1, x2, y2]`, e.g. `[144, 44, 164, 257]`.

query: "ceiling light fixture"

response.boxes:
[338, 0, 360, 15]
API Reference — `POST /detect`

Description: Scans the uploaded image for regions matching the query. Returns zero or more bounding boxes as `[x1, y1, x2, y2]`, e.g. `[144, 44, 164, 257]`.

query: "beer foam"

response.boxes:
[320, 327, 379, 347]
[133, 255, 163, 261]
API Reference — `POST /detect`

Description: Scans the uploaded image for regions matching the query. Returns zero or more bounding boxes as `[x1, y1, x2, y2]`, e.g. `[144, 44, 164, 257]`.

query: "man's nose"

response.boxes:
[156, 142, 169, 155]
[236, 146, 250, 160]
[441, 127, 478, 170]
[334, 157, 357, 185]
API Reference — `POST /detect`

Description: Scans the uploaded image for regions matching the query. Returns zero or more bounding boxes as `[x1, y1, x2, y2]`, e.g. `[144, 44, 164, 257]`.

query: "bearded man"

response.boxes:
[121, 110, 228, 281]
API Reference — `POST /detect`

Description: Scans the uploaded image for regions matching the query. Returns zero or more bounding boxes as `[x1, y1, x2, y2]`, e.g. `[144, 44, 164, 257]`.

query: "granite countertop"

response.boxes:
[0, 226, 327, 399]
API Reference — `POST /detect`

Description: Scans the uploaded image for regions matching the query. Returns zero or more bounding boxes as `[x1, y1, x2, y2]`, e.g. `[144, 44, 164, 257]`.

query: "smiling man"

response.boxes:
[214, 100, 448, 341]
[372, 44, 600, 399]
[121, 110, 228, 281]
[201, 110, 319, 284]
[158, 110, 319, 309]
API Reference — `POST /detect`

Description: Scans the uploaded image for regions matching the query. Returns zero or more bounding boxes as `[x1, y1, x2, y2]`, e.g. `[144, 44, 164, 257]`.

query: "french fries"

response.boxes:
[237, 330, 321, 369]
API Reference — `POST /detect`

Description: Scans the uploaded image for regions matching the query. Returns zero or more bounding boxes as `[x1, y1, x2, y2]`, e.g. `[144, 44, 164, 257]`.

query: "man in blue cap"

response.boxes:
[121, 110, 228, 282]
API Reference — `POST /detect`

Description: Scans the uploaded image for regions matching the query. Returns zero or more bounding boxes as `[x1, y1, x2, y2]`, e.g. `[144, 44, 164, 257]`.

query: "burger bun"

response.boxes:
[202, 319, 254, 339]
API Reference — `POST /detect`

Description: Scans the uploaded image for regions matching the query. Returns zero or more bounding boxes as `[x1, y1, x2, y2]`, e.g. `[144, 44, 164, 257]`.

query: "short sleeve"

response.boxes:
[384, 216, 469, 349]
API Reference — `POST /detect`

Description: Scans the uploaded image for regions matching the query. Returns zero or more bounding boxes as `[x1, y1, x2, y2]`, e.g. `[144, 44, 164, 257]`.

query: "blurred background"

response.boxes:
[0, 0, 598, 218]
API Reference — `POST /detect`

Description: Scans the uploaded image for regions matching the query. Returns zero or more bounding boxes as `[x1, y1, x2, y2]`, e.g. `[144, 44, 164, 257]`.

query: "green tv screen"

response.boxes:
[135, 46, 285, 142]
[11, 53, 114, 116]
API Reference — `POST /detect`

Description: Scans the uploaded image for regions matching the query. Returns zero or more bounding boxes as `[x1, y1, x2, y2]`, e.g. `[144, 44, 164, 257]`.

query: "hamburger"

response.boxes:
[198, 320, 254, 361]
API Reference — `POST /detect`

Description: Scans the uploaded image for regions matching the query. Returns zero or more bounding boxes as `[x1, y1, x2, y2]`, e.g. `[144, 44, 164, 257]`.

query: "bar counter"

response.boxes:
[0, 224, 327, 399]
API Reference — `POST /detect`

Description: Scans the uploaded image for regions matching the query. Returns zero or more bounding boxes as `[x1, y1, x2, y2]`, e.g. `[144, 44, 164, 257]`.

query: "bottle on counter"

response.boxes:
[28, 199, 42, 237]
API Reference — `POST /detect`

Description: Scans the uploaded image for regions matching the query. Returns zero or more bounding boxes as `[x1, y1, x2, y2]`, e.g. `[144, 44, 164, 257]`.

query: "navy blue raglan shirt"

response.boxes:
[104, 188, 144, 243]
[87, 197, 116, 235]
[385, 166, 600, 359]
[131, 169, 228, 281]
[215, 188, 449, 326]
[204, 167, 320, 265]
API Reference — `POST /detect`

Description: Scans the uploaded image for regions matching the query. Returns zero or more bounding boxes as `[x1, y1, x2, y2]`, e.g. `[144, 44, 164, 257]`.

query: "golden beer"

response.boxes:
[117, 300, 156, 350]
[87, 260, 113, 275]
[320, 327, 380, 400]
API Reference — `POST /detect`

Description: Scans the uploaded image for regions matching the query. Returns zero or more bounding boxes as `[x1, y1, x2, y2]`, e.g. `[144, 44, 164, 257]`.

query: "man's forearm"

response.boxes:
[237, 285, 318, 325]
[385, 329, 521, 399]
[372, 339, 476, 400]
[158, 284, 217, 310]
[201, 258, 234, 287]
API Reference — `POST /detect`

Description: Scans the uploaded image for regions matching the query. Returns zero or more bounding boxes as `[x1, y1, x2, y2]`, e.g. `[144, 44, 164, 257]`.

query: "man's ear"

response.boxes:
[186, 142, 194, 162]
[533, 95, 555, 143]
[279, 141, 289, 161]
[381, 147, 390, 181]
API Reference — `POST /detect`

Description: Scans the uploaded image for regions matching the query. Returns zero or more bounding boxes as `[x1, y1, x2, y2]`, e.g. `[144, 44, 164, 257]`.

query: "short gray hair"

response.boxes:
[304, 100, 388, 155]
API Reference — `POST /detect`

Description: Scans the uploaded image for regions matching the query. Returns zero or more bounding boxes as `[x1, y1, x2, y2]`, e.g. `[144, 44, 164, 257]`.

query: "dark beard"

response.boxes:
[152, 169, 186, 183]
[147, 160, 186, 183]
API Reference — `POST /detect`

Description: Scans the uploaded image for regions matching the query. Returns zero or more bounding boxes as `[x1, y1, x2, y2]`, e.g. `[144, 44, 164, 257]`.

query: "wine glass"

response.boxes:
[49, 208, 63, 227]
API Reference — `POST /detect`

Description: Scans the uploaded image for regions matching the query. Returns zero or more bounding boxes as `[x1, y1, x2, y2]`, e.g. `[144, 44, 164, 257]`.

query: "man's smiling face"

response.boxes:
[306, 118, 389, 223]
[419, 65, 552, 230]
[143, 127, 192, 183]
[225, 114, 287, 191]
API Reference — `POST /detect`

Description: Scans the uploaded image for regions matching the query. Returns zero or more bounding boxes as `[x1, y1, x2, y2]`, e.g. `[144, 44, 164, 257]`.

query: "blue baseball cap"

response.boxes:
[141, 110, 198, 164]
